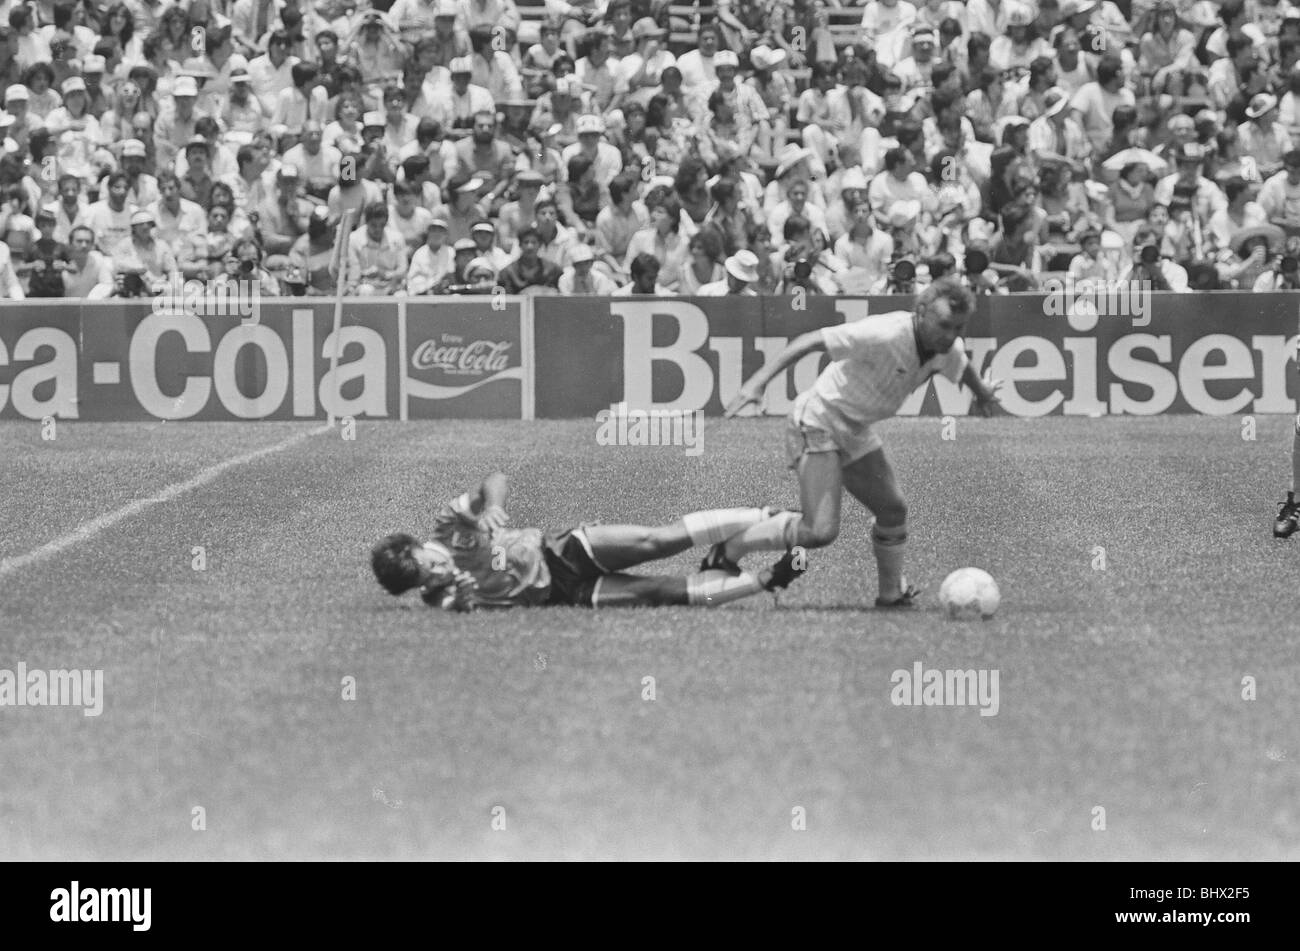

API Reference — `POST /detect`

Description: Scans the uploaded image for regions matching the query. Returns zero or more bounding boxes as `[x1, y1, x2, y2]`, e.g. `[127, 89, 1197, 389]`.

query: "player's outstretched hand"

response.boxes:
[724, 381, 763, 418]
[449, 571, 478, 613]
[973, 374, 1003, 418]
[478, 504, 509, 533]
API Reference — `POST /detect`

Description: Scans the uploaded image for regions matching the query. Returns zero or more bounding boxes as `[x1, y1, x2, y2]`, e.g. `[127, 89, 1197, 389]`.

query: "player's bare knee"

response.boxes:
[801, 520, 838, 549]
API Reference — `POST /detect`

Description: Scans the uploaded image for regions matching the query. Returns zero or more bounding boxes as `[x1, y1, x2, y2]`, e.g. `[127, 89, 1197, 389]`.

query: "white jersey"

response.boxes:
[802, 311, 967, 436]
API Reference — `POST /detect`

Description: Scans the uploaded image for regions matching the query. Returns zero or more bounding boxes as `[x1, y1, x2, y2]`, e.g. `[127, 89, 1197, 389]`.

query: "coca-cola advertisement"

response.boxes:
[404, 300, 527, 419]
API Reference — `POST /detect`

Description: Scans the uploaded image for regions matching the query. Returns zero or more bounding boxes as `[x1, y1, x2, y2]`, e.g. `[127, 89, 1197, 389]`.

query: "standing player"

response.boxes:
[721, 277, 1001, 607]
[1274, 418, 1300, 538]
[371, 471, 803, 610]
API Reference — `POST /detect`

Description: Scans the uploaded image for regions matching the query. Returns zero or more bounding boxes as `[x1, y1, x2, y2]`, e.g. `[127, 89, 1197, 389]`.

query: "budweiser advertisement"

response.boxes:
[531, 294, 1300, 418]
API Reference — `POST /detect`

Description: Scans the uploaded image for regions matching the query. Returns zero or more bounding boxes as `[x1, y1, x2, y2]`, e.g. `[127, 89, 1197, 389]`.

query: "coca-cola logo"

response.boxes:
[411, 337, 513, 376]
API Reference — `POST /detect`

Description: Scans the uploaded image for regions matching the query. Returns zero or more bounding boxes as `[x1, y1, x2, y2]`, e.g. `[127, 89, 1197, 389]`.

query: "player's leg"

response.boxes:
[583, 507, 774, 571]
[840, 447, 915, 606]
[1275, 414, 1300, 537]
[589, 560, 803, 607]
[722, 448, 843, 561]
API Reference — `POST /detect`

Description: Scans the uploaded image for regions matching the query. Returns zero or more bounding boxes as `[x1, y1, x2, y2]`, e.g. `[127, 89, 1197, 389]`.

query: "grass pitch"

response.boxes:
[0, 415, 1296, 860]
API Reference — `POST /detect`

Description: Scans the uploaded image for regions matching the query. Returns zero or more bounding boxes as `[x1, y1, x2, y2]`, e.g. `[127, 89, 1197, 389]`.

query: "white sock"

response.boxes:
[723, 511, 800, 561]
[873, 522, 907, 599]
[686, 570, 764, 606]
[682, 508, 768, 545]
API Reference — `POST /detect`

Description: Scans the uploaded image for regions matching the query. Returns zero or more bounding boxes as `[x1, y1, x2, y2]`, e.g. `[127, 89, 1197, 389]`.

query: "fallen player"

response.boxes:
[371, 471, 804, 610]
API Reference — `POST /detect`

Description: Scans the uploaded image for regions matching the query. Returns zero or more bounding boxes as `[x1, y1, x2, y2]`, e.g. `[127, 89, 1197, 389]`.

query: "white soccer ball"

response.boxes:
[938, 567, 1000, 620]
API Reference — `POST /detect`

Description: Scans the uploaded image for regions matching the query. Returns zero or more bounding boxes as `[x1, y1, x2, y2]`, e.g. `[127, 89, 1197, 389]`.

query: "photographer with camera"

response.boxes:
[112, 210, 180, 299]
[211, 238, 282, 297]
[1249, 234, 1300, 290]
[1119, 224, 1189, 291]
[872, 253, 920, 295]
[776, 216, 839, 295]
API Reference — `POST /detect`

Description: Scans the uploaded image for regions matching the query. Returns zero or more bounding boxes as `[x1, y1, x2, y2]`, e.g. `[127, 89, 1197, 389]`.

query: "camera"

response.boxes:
[1139, 244, 1160, 265]
[117, 271, 148, 298]
[889, 257, 917, 283]
[964, 249, 989, 276]
[791, 258, 812, 282]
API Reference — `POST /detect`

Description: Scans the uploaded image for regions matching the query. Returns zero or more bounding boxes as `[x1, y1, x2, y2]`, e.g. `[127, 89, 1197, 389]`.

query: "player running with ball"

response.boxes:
[371, 471, 804, 611]
[721, 277, 1001, 607]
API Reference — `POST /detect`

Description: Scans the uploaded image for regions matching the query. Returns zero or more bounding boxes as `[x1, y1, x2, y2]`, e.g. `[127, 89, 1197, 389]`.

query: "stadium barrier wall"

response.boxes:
[1, 294, 1297, 420]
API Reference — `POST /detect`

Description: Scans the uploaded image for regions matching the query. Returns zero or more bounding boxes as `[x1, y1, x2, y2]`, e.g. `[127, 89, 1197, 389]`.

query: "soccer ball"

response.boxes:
[938, 568, 1000, 620]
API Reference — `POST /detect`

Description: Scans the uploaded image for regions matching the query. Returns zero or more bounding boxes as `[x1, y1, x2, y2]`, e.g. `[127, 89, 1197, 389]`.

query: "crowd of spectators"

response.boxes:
[3, 0, 1300, 301]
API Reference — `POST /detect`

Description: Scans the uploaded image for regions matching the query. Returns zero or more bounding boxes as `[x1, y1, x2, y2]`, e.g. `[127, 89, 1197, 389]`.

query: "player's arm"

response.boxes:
[725, 330, 828, 417]
[961, 361, 1002, 417]
[469, 470, 510, 532]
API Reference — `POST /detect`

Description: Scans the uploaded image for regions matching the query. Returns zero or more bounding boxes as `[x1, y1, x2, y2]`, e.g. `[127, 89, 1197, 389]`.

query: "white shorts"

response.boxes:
[784, 392, 883, 469]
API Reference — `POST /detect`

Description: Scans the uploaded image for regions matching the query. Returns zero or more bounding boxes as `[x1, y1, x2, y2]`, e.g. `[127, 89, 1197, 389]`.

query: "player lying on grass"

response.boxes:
[721, 277, 1001, 608]
[371, 471, 804, 610]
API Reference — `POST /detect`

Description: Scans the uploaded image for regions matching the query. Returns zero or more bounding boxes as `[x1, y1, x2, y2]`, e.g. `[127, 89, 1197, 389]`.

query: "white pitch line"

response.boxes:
[0, 423, 333, 580]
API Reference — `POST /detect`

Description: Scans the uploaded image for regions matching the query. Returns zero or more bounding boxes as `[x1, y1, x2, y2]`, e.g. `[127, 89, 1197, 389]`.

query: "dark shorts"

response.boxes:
[542, 526, 609, 607]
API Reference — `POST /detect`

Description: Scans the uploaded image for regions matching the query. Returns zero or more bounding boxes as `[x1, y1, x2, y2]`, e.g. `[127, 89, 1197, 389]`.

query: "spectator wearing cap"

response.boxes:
[469, 218, 513, 272]
[1119, 222, 1189, 291]
[76, 169, 136, 257]
[116, 207, 180, 289]
[282, 120, 343, 196]
[405, 215, 456, 294]
[1258, 148, 1300, 235]
[220, 68, 270, 139]
[429, 56, 496, 138]
[834, 198, 894, 291]
[148, 170, 207, 249]
[1028, 86, 1091, 174]
[561, 112, 623, 186]
[496, 222, 561, 293]
[437, 171, 487, 242]
[1154, 142, 1227, 225]
[1071, 53, 1135, 154]
[3, 86, 44, 156]
[557, 238, 617, 293]
[44, 76, 102, 184]
[248, 28, 297, 114]
[497, 95, 539, 153]
[677, 21, 723, 88]
[468, 23, 525, 105]
[990, 3, 1052, 76]
[574, 27, 625, 114]
[693, 50, 767, 158]
[1238, 94, 1293, 181]
[345, 201, 409, 294]
[795, 62, 852, 170]
[271, 60, 329, 139]
[497, 169, 548, 252]
[895, 25, 941, 98]
[20, 206, 69, 298]
[621, 18, 675, 109]
[154, 74, 203, 171]
[80, 54, 111, 121]
[746, 46, 793, 161]
[697, 249, 759, 296]
[256, 163, 319, 254]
